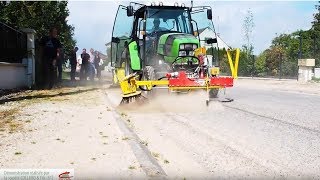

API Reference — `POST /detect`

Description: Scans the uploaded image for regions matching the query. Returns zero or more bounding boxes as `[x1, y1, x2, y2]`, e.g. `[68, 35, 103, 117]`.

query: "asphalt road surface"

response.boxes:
[106, 79, 320, 179]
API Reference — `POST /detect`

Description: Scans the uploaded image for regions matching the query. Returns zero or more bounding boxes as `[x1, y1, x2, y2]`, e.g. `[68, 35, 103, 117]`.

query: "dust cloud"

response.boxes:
[116, 89, 225, 113]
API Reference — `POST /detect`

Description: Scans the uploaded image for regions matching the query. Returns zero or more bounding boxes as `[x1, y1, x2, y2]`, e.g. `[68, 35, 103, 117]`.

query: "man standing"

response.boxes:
[94, 51, 102, 80]
[69, 46, 78, 81]
[88, 48, 95, 81]
[56, 48, 64, 84]
[39, 27, 62, 89]
[80, 48, 90, 81]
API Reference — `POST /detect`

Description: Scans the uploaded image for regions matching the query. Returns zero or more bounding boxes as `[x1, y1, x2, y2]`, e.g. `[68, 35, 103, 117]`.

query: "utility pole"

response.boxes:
[299, 32, 302, 59]
[279, 52, 282, 79]
[313, 34, 316, 58]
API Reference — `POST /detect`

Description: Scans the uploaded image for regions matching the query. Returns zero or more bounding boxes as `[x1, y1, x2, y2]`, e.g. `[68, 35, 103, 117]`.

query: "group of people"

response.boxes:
[76, 48, 103, 82]
[40, 27, 103, 89]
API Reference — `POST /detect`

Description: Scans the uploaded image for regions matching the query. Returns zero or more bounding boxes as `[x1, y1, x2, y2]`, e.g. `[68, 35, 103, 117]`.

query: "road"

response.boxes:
[1, 73, 319, 179]
[106, 78, 320, 179]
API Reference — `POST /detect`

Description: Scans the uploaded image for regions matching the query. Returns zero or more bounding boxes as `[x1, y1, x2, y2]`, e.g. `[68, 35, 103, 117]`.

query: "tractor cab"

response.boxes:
[111, 2, 219, 84]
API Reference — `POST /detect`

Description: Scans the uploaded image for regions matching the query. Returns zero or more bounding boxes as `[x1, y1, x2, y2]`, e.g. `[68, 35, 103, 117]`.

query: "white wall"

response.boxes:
[0, 63, 27, 89]
[314, 68, 320, 78]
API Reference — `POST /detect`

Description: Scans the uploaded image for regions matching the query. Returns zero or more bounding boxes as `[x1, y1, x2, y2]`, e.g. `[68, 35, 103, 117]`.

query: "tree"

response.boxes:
[238, 45, 255, 76]
[241, 9, 255, 76]
[255, 51, 267, 76]
[254, 1, 320, 76]
[0, 1, 76, 53]
[243, 9, 255, 53]
[0, 1, 76, 86]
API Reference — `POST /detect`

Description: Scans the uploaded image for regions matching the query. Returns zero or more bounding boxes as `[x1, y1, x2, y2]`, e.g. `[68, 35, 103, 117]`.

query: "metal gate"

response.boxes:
[0, 22, 28, 63]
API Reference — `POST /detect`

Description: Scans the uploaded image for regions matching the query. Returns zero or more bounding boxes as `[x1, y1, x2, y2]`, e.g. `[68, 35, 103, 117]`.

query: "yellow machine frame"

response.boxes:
[116, 48, 240, 97]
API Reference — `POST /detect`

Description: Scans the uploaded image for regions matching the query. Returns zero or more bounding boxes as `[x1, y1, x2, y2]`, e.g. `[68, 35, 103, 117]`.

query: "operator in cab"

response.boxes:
[150, 18, 168, 33]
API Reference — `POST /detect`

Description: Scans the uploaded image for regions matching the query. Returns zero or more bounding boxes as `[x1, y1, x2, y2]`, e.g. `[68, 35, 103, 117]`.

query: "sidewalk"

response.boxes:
[0, 85, 146, 179]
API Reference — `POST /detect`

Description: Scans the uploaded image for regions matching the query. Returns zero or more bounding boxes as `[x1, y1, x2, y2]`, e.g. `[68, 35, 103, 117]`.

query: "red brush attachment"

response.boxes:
[167, 71, 234, 87]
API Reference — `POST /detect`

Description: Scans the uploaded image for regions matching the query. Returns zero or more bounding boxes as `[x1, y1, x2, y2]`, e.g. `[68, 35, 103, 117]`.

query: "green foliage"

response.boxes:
[238, 45, 255, 76]
[311, 76, 320, 82]
[312, 1, 320, 66]
[254, 51, 266, 76]
[0, 1, 76, 52]
[253, 1, 320, 77]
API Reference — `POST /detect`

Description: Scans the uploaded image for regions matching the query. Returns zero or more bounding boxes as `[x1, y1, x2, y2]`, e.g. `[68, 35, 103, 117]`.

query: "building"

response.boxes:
[198, 27, 230, 50]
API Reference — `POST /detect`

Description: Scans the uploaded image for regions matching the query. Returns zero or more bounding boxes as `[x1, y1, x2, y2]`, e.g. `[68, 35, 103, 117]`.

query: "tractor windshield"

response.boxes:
[146, 8, 192, 34]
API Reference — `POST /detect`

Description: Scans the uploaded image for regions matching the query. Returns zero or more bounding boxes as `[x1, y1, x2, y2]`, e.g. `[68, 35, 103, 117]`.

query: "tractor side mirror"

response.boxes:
[207, 9, 212, 20]
[206, 38, 217, 44]
[112, 37, 120, 43]
[127, 6, 134, 16]
[191, 20, 199, 37]
[139, 20, 147, 37]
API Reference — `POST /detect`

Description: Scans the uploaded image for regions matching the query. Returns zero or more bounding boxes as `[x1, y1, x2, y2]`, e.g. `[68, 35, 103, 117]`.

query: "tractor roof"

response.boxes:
[134, 5, 190, 18]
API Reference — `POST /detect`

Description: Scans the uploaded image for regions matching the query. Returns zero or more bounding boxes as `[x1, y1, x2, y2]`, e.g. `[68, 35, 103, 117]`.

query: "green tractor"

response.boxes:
[110, 1, 221, 97]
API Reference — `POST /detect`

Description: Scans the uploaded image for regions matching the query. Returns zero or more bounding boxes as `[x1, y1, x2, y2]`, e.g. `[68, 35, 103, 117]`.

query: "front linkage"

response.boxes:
[119, 48, 240, 106]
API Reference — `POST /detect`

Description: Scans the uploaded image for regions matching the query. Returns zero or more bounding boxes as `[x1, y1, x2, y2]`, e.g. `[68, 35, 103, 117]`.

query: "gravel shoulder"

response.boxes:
[0, 85, 146, 179]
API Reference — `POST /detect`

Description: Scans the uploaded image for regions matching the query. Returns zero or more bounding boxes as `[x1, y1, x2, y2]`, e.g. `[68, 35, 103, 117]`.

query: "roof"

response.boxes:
[198, 27, 230, 49]
[198, 27, 207, 34]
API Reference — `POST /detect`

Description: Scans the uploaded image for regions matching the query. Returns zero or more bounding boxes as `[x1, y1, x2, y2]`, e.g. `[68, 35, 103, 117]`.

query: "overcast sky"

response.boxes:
[67, 0, 317, 55]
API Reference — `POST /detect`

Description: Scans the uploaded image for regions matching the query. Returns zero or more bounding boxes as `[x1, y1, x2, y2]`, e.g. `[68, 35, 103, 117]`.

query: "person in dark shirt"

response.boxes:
[80, 48, 90, 81]
[94, 51, 102, 80]
[69, 46, 78, 81]
[39, 27, 62, 89]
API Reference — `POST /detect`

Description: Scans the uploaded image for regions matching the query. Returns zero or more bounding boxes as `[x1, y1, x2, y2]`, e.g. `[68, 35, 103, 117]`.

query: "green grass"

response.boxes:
[128, 165, 136, 170]
[311, 76, 320, 82]
[140, 140, 148, 146]
[62, 71, 70, 80]
[14, 152, 22, 155]
[122, 137, 129, 140]
[152, 152, 160, 158]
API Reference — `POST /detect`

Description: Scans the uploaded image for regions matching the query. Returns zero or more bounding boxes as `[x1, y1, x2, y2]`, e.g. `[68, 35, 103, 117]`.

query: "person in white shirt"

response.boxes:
[88, 48, 95, 81]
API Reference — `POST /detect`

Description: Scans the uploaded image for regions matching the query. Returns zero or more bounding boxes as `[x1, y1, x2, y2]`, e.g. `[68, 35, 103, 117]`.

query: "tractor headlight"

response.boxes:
[159, 60, 163, 65]
[179, 51, 187, 56]
[193, 44, 198, 50]
[179, 44, 185, 49]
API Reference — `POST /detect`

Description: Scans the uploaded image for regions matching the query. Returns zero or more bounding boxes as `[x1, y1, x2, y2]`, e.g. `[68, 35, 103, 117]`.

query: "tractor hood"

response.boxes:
[157, 33, 200, 63]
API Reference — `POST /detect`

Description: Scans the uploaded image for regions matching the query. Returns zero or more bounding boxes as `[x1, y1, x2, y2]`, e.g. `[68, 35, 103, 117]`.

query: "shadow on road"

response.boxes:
[0, 87, 102, 105]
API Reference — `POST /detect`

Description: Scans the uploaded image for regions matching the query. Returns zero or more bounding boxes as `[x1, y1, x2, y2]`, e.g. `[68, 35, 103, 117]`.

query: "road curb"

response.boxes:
[102, 90, 167, 179]
[237, 77, 296, 81]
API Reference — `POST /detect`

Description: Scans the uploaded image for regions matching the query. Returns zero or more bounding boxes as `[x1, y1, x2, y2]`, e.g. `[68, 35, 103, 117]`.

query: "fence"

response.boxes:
[0, 22, 28, 63]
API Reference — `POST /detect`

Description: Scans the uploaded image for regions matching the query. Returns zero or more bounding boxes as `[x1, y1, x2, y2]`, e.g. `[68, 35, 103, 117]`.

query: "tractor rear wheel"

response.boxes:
[209, 89, 219, 99]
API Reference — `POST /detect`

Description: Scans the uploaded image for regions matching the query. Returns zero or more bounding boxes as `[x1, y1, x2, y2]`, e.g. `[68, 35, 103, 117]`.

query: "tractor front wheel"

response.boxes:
[144, 66, 156, 81]
[141, 66, 156, 96]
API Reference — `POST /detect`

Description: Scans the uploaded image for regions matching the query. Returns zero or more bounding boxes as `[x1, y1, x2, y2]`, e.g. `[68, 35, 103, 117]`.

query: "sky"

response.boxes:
[67, 0, 318, 55]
